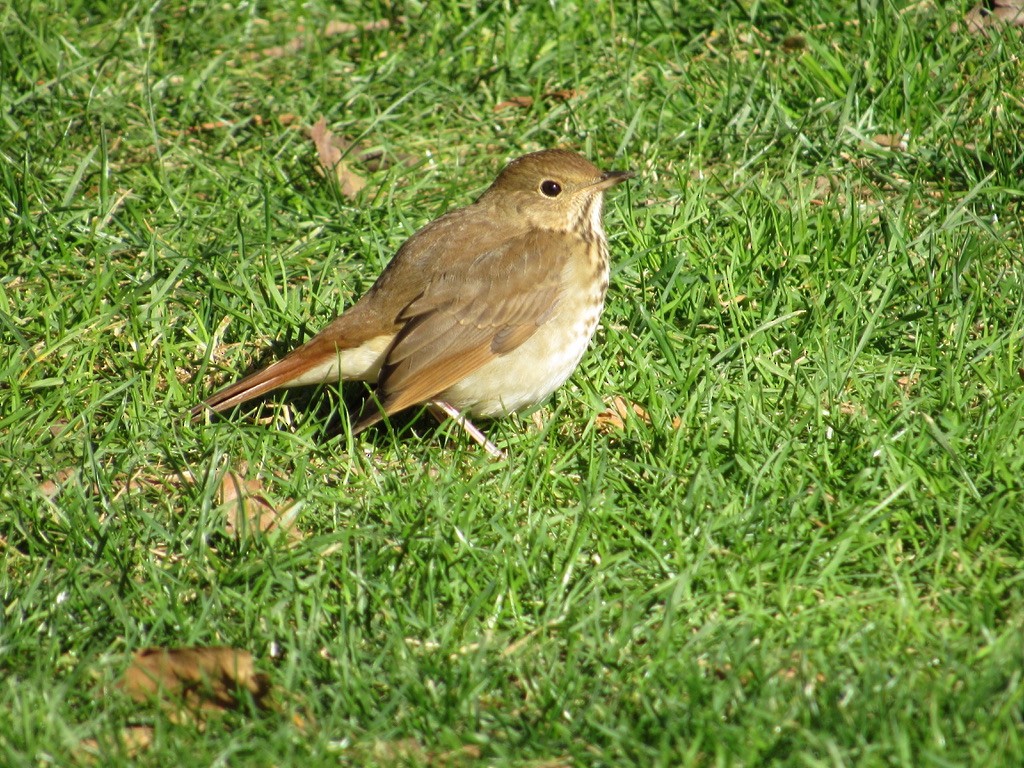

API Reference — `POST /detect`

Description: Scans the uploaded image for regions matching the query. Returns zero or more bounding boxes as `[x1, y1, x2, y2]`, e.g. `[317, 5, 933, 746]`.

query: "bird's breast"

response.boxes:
[440, 239, 610, 418]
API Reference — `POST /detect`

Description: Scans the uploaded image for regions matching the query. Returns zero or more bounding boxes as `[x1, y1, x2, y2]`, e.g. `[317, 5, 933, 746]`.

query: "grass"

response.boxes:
[2, 0, 1024, 765]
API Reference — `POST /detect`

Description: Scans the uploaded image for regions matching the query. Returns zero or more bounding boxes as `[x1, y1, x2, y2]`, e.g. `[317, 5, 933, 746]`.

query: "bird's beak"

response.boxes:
[592, 169, 635, 190]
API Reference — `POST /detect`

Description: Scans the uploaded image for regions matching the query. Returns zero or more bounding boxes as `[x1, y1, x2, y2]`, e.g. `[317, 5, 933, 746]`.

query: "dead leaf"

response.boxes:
[838, 401, 862, 416]
[718, 293, 748, 308]
[871, 133, 909, 151]
[39, 461, 302, 542]
[324, 18, 401, 35]
[117, 647, 272, 715]
[369, 739, 428, 762]
[261, 37, 305, 58]
[38, 467, 77, 499]
[309, 117, 366, 198]
[495, 96, 535, 111]
[347, 738, 481, 766]
[595, 396, 651, 432]
[954, 0, 1024, 33]
[218, 468, 302, 541]
[896, 373, 920, 395]
[530, 410, 546, 430]
[494, 89, 582, 112]
[261, 17, 404, 59]
[76, 725, 155, 762]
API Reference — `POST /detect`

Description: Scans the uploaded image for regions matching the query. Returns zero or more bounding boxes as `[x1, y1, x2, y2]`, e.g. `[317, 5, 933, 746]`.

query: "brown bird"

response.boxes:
[191, 149, 633, 456]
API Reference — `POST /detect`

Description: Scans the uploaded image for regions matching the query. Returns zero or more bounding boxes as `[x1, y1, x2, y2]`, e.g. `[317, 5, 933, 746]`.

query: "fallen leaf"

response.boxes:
[871, 133, 909, 151]
[718, 293, 748, 308]
[494, 89, 582, 112]
[39, 461, 302, 542]
[370, 739, 428, 762]
[954, 0, 1024, 33]
[342, 738, 482, 766]
[595, 396, 651, 432]
[261, 37, 305, 58]
[495, 96, 535, 111]
[218, 468, 303, 541]
[838, 400, 862, 416]
[38, 467, 77, 499]
[261, 17, 403, 58]
[308, 117, 366, 198]
[117, 647, 273, 715]
[76, 725, 155, 762]
[896, 373, 920, 395]
[324, 18, 400, 35]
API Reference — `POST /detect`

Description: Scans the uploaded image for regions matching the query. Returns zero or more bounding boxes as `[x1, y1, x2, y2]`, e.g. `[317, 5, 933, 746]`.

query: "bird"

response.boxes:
[191, 148, 633, 456]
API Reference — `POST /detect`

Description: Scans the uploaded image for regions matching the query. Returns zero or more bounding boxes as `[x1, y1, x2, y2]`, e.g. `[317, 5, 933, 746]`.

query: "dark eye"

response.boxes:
[540, 180, 562, 197]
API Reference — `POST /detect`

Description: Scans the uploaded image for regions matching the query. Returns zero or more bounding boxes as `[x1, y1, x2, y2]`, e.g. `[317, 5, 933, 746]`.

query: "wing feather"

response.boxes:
[358, 228, 571, 426]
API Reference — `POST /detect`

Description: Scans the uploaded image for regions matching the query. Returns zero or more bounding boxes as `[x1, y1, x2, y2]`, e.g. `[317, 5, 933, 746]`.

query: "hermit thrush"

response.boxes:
[191, 149, 633, 455]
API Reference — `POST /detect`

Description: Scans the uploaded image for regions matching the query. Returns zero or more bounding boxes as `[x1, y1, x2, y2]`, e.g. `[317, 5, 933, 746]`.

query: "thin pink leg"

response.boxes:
[428, 401, 505, 459]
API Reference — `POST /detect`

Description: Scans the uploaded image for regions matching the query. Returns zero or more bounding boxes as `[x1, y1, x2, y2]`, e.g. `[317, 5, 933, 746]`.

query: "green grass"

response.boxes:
[3, 0, 1024, 765]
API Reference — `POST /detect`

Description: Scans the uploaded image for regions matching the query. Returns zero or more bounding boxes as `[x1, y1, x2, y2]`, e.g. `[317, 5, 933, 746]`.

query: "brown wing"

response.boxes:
[354, 228, 570, 430]
[190, 205, 509, 421]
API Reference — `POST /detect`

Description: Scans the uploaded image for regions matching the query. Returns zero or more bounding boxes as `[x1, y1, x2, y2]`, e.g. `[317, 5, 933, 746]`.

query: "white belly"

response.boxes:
[440, 278, 606, 418]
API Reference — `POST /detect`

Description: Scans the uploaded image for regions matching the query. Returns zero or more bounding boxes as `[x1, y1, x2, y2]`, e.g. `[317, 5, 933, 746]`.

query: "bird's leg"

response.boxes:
[427, 401, 505, 459]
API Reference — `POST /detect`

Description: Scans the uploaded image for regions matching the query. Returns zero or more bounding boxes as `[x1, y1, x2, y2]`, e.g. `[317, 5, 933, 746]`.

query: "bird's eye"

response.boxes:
[540, 180, 562, 198]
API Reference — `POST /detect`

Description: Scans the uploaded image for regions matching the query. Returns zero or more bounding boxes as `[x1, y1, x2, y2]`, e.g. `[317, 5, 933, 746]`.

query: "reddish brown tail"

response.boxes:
[190, 337, 340, 422]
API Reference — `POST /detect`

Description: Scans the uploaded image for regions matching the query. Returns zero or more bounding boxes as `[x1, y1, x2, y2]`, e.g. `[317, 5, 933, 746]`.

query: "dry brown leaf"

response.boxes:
[369, 738, 428, 762]
[324, 18, 401, 35]
[76, 725, 155, 762]
[40, 461, 302, 542]
[261, 17, 403, 58]
[494, 89, 582, 112]
[954, 0, 1024, 33]
[186, 117, 261, 134]
[309, 117, 366, 199]
[810, 175, 835, 203]
[530, 410, 546, 430]
[495, 95, 535, 111]
[218, 469, 302, 541]
[838, 400, 862, 416]
[718, 293, 748, 308]
[595, 396, 651, 432]
[39, 466, 196, 502]
[355, 738, 481, 766]
[38, 467, 77, 499]
[896, 373, 920, 395]
[117, 647, 272, 714]
[261, 37, 305, 58]
[871, 133, 909, 151]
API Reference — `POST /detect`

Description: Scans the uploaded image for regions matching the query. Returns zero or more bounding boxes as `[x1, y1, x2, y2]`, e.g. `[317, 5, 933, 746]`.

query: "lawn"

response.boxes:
[2, 0, 1023, 765]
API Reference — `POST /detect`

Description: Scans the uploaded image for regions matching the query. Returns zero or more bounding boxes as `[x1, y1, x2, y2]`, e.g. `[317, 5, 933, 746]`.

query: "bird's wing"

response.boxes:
[356, 227, 572, 428]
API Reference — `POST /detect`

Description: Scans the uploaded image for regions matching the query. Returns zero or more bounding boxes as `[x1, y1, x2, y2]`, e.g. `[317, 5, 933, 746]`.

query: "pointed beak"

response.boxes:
[592, 169, 635, 191]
